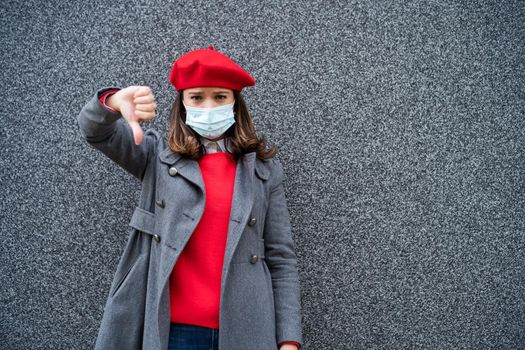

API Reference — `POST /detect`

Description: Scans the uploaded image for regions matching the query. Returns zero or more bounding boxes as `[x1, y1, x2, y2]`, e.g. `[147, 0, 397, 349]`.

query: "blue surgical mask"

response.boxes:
[182, 100, 236, 138]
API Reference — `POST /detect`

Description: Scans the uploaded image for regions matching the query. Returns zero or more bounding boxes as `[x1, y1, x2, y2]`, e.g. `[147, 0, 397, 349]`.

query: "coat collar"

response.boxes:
[158, 146, 184, 166]
[158, 146, 270, 183]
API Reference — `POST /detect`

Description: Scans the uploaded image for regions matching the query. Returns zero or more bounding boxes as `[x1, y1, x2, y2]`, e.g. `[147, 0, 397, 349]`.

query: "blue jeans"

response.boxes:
[168, 322, 219, 350]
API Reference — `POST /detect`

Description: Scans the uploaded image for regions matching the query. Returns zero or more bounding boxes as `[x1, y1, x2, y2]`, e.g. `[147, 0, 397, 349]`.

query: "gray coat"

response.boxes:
[76, 87, 303, 350]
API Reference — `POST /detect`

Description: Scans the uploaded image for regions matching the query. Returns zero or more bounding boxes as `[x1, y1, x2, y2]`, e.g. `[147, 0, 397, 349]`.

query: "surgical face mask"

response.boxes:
[182, 100, 236, 138]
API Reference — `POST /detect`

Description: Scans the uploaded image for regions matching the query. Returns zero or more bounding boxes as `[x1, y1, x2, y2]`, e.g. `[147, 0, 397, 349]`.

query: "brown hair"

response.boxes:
[166, 90, 278, 161]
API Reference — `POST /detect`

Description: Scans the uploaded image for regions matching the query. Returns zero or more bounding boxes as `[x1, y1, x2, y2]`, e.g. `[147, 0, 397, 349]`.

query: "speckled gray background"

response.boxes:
[1, 0, 524, 349]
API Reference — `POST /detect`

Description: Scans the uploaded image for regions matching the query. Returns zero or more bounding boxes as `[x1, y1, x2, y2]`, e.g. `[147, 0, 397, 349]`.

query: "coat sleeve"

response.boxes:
[263, 158, 303, 347]
[76, 87, 158, 181]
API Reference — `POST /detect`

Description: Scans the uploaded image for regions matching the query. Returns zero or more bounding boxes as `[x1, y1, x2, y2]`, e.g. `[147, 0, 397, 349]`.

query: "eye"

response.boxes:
[216, 95, 227, 100]
[190, 96, 202, 100]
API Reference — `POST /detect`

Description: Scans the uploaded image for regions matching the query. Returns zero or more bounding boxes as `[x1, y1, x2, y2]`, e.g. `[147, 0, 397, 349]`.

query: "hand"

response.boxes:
[106, 86, 157, 145]
[279, 345, 299, 350]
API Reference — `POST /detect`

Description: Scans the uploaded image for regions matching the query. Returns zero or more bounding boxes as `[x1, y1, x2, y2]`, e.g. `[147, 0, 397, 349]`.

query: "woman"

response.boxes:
[77, 45, 303, 350]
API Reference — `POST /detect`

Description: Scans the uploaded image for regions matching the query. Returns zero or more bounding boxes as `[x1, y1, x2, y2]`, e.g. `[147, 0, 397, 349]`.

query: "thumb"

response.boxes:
[128, 120, 144, 145]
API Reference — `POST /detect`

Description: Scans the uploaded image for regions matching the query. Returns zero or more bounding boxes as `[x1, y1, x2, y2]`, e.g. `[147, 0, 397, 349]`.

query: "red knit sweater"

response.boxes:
[169, 151, 237, 328]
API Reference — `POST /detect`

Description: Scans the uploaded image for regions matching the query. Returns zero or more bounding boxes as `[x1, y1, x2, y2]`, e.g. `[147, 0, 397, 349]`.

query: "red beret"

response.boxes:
[169, 45, 256, 91]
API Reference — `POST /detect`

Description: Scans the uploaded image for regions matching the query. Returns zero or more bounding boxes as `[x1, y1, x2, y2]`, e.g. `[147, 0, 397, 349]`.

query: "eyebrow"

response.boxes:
[188, 91, 231, 94]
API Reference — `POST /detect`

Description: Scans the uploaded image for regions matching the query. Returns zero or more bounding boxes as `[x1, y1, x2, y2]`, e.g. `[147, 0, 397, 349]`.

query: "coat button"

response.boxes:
[153, 234, 160, 242]
[249, 254, 258, 264]
[169, 166, 178, 176]
[248, 217, 257, 226]
[156, 199, 165, 208]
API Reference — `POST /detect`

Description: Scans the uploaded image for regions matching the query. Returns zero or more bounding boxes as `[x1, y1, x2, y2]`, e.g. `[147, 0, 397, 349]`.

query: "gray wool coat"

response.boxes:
[76, 87, 304, 350]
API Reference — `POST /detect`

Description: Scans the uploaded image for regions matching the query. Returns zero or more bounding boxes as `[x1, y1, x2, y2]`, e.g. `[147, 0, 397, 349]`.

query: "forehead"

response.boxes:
[185, 87, 233, 94]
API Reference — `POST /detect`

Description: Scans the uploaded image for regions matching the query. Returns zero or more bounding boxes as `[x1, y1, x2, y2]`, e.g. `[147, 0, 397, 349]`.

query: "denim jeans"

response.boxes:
[168, 322, 220, 350]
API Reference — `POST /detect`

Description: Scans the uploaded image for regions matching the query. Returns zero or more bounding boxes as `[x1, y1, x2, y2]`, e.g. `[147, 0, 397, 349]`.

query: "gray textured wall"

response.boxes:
[1, 0, 523, 349]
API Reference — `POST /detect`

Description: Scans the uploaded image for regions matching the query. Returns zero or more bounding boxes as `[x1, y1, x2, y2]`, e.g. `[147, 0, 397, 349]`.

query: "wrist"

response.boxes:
[105, 92, 120, 112]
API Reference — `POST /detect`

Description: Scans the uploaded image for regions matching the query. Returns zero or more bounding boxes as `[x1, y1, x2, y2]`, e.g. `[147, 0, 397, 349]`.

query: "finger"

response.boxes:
[133, 94, 155, 104]
[128, 120, 144, 145]
[135, 102, 157, 112]
[134, 109, 156, 120]
[133, 86, 152, 98]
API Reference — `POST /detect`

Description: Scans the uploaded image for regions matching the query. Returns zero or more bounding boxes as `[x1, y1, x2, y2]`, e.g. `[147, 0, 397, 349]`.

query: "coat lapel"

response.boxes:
[158, 147, 205, 192]
[220, 151, 256, 301]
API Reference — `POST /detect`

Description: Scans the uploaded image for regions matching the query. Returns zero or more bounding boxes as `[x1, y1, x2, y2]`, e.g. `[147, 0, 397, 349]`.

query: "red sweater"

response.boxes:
[170, 151, 237, 328]
[98, 89, 301, 350]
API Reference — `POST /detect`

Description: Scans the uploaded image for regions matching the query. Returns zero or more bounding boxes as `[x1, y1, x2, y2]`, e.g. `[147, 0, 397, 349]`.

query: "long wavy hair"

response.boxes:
[166, 89, 278, 161]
